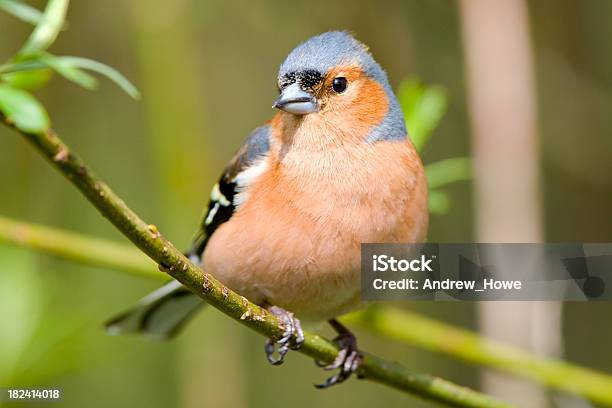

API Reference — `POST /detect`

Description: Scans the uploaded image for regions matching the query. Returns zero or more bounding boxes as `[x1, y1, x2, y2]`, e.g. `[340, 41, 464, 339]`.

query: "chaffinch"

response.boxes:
[106, 31, 428, 387]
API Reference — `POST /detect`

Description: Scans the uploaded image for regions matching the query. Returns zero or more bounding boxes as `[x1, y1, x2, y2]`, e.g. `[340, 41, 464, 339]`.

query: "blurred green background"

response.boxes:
[1, 1, 612, 407]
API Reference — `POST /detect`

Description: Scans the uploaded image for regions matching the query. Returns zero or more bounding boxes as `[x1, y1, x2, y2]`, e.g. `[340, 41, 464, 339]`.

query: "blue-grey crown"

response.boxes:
[278, 31, 407, 142]
[279, 31, 386, 85]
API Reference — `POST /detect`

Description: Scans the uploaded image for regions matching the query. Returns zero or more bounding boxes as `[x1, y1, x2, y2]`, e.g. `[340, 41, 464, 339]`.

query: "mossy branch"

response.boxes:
[0, 117, 513, 408]
[2, 215, 612, 406]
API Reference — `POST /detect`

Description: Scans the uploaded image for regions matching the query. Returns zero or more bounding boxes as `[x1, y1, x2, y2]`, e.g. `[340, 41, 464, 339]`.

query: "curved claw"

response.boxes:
[314, 319, 363, 389]
[265, 338, 289, 365]
[315, 347, 348, 370]
[264, 306, 304, 366]
[315, 350, 362, 389]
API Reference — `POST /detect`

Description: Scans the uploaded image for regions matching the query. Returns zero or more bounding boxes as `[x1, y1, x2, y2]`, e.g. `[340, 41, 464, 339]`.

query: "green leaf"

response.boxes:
[398, 78, 448, 152]
[426, 157, 471, 190]
[428, 190, 451, 215]
[18, 0, 69, 57]
[0, 54, 139, 98]
[38, 54, 98, 90]
[0, 0, 44, 25]
[59, 57, 140, 99]
[0, 84, 50, 133]
[1, 68, 53, 90]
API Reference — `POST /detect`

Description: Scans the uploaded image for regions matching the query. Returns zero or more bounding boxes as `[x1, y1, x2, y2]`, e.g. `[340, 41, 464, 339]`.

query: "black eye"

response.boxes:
[332, 77, 347, 93]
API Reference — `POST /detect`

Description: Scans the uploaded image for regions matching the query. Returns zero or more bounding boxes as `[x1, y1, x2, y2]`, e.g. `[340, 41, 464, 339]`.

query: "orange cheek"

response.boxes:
[271, 71, 391, 147]
[321, 66, 388, 123]
[323, 77, 388, 137]
[350, 78, 388, 127]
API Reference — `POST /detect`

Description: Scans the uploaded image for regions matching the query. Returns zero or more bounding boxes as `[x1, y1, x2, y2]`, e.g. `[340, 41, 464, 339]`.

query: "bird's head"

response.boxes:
[273, 31, 406, 142]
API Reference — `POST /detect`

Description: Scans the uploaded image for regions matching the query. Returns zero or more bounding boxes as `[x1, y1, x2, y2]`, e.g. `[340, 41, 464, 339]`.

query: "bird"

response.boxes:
[105, 31, 429, 388]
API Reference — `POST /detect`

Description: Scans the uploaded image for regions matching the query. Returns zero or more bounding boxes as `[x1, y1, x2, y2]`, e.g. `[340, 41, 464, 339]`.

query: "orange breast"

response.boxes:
[203, 139, 428, 323]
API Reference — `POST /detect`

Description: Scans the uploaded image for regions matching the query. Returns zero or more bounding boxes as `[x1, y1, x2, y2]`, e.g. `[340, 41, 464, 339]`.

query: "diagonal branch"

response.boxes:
[2, 215, 612, 406]
[3, 216, 612, 406]
[0, 116, 513, 408]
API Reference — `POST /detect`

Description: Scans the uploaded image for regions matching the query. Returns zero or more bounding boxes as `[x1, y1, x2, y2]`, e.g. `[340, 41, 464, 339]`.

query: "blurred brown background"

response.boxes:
[1, 1, 611, 407]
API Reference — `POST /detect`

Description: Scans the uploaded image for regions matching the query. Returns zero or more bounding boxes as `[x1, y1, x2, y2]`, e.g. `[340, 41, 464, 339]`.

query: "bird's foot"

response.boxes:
[264, 306, 304, 365]
[315, 319, 363, 389]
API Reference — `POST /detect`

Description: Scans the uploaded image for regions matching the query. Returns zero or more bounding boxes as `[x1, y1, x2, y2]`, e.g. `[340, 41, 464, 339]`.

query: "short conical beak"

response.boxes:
[272, 83, 318, 115]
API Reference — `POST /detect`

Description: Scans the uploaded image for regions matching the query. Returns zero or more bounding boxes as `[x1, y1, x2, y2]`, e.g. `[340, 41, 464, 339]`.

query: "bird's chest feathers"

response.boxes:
[203, 139, 425, 318]
[275, 146, 380, 222]
[236, 141, 406, 246]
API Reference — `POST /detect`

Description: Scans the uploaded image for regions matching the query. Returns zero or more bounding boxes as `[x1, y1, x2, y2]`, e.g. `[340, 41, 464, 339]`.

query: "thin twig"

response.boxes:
[0, 118, 513, 408]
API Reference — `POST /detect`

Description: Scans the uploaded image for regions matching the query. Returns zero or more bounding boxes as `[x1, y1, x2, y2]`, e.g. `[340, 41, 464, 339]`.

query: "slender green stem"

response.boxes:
[0, 214, 160, 280]
[0, 118, 512, 408]
[344, 307, 612, 406]
[0, 60, 48, 74]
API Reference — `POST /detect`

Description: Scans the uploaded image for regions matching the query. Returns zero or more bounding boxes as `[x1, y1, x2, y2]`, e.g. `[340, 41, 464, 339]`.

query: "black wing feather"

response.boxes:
[186, 124, 271, 261]
[105, 124, 272, 339]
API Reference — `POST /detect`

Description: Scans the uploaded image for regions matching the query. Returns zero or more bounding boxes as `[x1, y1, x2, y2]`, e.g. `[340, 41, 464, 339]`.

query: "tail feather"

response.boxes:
[105, 280, 205, 340]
